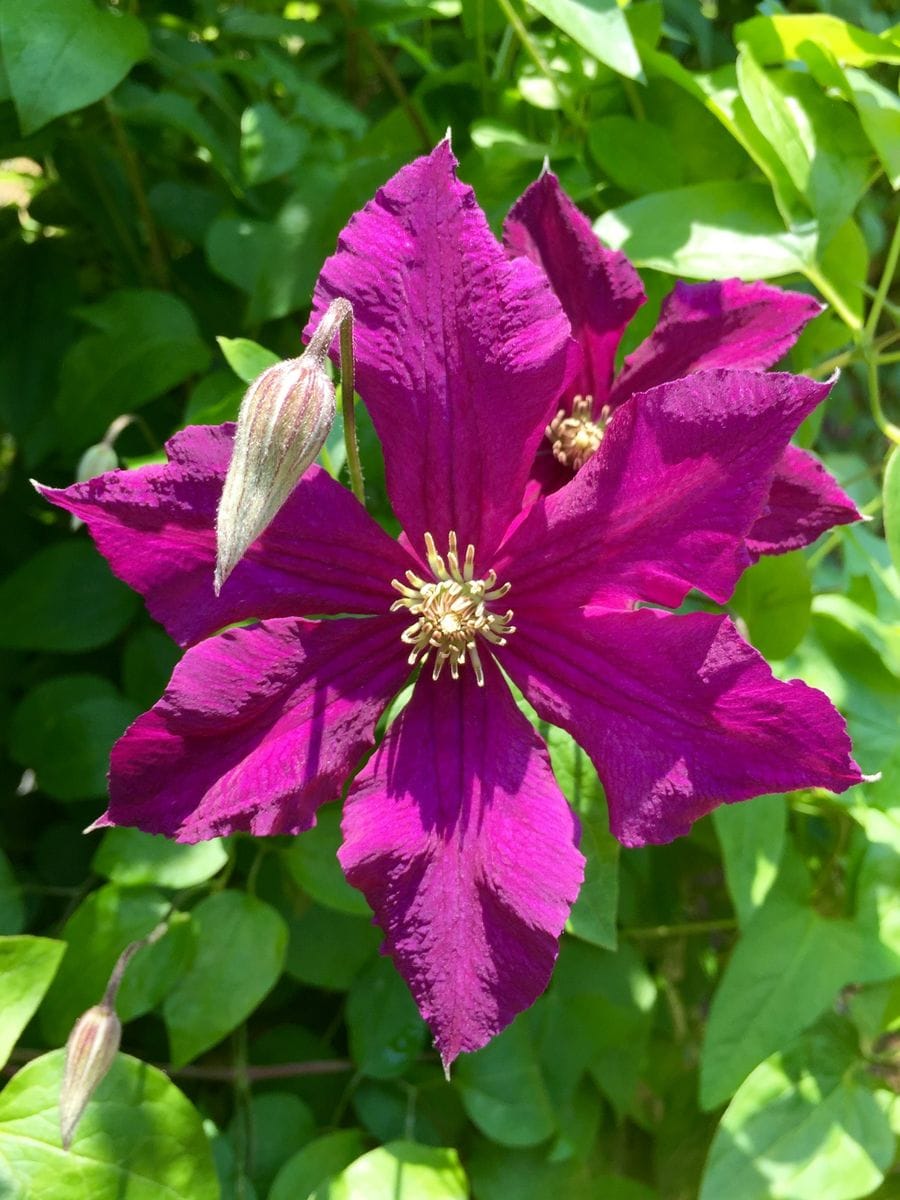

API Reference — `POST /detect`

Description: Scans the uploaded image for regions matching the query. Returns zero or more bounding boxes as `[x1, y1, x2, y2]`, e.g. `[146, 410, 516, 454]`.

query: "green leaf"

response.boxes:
[92, 828, 228, 889]
[9, 675, 140, 801]
[468, 1135, 655, 1200]
[282, 804, 372, 917]
[0, 543, 138, 653]
[322, 1141, 468, 1200]
[594, 182, 816, 279]
[0, 849, 24, 937]
[525, 0, 642, 79]
[884, 450, 900, 574]
[0, 0, 149, 134]
[736, 14, 900, 68]
[812, 594, 900, 679]
[286, 902, 379, 990]
[240, 102, 308, 185]
[731, 550, 812, 660]
[0, 1050, 219, 1198]
[347, 957, 427, 1080]
[163, 890, 287, 1065]
[217, 335, 280, 383]
[54, 290, 211, 449]
[270, 1130, 369, 1200]
[844, 69, 900, 190]
[589, 115, 683, 195]
[700, 1018, 895, 1200]
[455, 1018, 556, 1147]
[814, 217, 869, 323]
[0, 937, 66, 1069]
[229, 1091, 315, 1196]
[39, 884, 190, 1043]
[713, 795, 785, 928]
[121, 625, 181, 709]
[700, 898, 887, 1109]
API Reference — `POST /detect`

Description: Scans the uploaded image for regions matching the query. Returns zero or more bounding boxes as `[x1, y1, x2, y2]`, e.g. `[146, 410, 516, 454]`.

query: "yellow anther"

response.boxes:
[546, 395, 610, 472]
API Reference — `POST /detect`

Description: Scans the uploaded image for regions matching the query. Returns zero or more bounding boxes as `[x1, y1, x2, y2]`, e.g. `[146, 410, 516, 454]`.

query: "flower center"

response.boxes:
[546, 394, 610, 471]
[390, 532, 514, 687]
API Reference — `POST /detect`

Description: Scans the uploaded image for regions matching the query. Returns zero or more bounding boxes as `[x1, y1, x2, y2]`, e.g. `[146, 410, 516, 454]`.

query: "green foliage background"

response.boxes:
[0, 0, 899, 1197]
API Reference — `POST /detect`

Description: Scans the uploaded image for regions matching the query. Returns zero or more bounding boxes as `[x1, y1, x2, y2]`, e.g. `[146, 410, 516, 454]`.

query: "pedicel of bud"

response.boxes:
[59, 1002, 121, 1150]
[215, 297, 353, 594]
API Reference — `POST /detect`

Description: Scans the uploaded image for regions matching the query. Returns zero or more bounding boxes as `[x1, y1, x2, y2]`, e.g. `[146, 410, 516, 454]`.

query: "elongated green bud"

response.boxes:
[215, 298, 352, 594]
[60, 1003, 121, 1150]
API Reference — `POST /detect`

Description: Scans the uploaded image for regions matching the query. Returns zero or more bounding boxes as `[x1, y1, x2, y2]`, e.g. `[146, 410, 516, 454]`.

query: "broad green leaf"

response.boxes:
[54, 290, 210, 448]
[844, 69, 900, 190]
[240, 102, 308, 185]
[92, 829, 228, 889]
[228, 1091, 315, 1196]
[8, 675, 140, 801]
[856, 841, 900, 962]
[217, 335, 280, 383]
[468, 1135, 655, 1200]
[885, 450, 900, 573]
[184, 371, 246, 426]
[0, 0, 148, 134]
[0, 543, 138, 653]
[713, 795, 786, 927]
[813, 217, 869, 323]
[589, 115, 683, 195]
[0, 849, 24, 936]
[282, 804, 372, 917]
[700, 898, 888, 1108]
[286, 903, 380, 990]
[736, 14, 900, 68]
[700, 1018, 895, 1200]
[121, 626, 181, 709]
[455, 1018, 556, 1147]
[270, 1130, 369, 1200]
[116, 85, 239, 187]
[731, 551, 812, 661]
[322, 1141, 467, 1200]
[594, 182, 816, 279]
[813, 594, 900, 679]
[163, 890, 287, 1065]
[39, 884, 191, 1043]
[347, 957, 426, 1080]
[0, 937, 66, 1069]
[0, 1050, 219, 1198]
[525, 0, 642, 80]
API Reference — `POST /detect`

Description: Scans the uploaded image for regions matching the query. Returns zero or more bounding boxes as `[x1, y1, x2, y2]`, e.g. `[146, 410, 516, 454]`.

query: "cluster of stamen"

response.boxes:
[390, 532, 514, 687]
[546, 394, 610, 471]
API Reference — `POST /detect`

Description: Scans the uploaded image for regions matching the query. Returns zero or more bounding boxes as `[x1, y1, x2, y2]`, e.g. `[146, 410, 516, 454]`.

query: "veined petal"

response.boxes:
[338, 660, 584, 1068]
[102, 616, 407, 841]
[38, 424, 412, 646]
[610, 279, 821, 404]
[502, 608, 862, 848]
[496, 369, 832, 611]
[749, 445, 860, 557]
[504, 171, 645, 407]
[308, 141, 572, 560]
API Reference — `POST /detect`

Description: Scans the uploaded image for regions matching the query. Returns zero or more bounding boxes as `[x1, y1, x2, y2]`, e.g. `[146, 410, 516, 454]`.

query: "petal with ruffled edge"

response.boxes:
[495, 370, 832, 611]
[338, 658, 584, 1068]
[748, 445, 860, 556]
[308, 141, 572, 561]
[501, 607, 863, 848]
[101, 616, 408, 841]
[610, 279, 821, 405]
[38, 424, 413, 647]
[504, 171, 645, 406]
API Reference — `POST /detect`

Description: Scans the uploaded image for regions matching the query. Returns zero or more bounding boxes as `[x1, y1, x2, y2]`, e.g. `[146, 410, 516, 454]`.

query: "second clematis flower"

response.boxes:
[504, 169, 861, 556]
[40, 144, 865, 1067]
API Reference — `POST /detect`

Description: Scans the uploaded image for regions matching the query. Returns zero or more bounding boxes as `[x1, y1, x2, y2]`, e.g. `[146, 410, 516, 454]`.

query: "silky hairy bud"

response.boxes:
[215, 298, 352, 594]
[60, 1003, 122, 1150]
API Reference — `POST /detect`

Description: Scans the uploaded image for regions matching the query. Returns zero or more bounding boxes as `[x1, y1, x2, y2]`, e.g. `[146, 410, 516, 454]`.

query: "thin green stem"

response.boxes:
[496, 0, 583, 127]
[877, 351, 900, 365]
[864, 217, 900, 340]
[340, 310, 365, 505]
[866, 351, 900, 445]
[621, 917, 737, 940]
[104, 99, 169, 288]
[803, 264, 864, 336]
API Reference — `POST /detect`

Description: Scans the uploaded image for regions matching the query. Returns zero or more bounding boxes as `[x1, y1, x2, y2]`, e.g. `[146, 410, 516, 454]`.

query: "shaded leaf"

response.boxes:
[0, 937, 66, 1069]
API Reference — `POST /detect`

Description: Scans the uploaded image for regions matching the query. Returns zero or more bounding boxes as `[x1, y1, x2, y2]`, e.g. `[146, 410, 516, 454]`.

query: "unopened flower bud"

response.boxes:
[60, 1003, 121, 1150]
[215, 298, 352, 594]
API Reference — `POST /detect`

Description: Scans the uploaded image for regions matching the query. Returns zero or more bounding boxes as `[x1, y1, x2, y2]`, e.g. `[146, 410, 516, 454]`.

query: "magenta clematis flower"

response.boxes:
[504, 171, 861, 555]
[40, 145, 865, 1066]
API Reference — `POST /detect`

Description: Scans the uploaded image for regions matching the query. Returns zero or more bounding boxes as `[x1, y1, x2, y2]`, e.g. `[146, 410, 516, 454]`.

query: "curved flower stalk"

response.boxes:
[504, 170, 861, 555]
[39, 144, 865, 1068]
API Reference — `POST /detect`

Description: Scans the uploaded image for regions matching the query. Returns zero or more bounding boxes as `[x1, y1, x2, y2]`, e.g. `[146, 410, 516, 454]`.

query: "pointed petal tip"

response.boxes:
[539, 155, 552, 178]
[441, 1054, 453, 1082]
[862, 771, 882, 784]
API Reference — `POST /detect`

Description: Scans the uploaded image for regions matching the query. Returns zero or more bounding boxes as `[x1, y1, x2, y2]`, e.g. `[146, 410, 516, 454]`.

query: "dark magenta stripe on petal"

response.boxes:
[39, 424, 413, 646]
[103, 616, 408, 841]
[496, 369, 833, 611]
[502, 608, 862, 849]
[308, 141, 572, 561]
[505, 171, 645, 408]
[338, 659, 584, 1069]
[610, 279, 821, 405]
[749, 445, 860, 557]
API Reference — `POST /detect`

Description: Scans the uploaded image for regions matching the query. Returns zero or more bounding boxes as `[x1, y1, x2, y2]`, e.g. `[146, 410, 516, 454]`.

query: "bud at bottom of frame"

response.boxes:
[60, 1002, 122, 1150]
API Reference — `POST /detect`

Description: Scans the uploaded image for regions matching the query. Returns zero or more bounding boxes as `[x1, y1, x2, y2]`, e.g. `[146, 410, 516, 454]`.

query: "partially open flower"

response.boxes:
[59, 1002, 121, 1150]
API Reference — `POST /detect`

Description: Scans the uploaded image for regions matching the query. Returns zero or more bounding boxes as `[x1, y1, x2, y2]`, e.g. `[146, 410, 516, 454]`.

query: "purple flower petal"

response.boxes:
[504, 170, 645, 407]
[338, 659, 584, 1068]
[39, 424, 411, 646]
[749, 445, 860, 557]
[610, 279, 821, 405]
[308, 142, 572, 560]
[502, 608, 862, 848]
[102, 616, 407, 841]
[496, 369, 832, 611]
